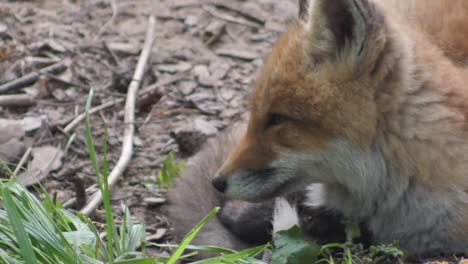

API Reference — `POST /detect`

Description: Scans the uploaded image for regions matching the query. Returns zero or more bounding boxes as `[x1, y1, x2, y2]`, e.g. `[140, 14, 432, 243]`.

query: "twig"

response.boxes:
[94, 0, 118, 40]
[13, 147, 32, 176]
[46, 74, 88, 90]
[80, 16, 157, 216]
[61, 74, 185, 133]
[170, 0, 210, 9]
[172, 1, 265, 25]
[201, 5, 260, 29]
[102, 41, 120, 66]
[63, 98, 124, 133]
[210, 2, 265, 25]
[0, 94, 36, 107]
[0, 60, 68, 94]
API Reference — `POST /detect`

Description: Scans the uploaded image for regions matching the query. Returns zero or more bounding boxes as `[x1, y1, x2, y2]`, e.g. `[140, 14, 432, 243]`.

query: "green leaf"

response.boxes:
[84, 89, 116, 262]
[63, 230, 96, 247]
[166, 207, 220, 264]
[343, 220, 361, 243]
[271, 226, 320, 264]
[156, 151, 185, 189]
[2, 187, 38, 264]
[191, 244, 269, 264]
[114, 258, 163, 264]
[152, 243, 237, 254]
[369, 243, 405, 258]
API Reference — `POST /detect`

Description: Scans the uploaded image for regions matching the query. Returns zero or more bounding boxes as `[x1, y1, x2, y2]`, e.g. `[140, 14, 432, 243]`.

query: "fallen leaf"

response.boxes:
[22, 115, 45, 133]
[18, 145, 64, 186]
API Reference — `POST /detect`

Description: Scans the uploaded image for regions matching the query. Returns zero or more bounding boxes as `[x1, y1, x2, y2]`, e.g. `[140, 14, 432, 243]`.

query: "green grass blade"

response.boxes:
[191, 244, 269, 264]
[2, 186, 38, 264]
[84, 89, 115, 262]
[102, 127, 115, 261]
[114, 258, 163, 264]
[151, 244, 237, 254]
[84, 89, 103, 189]
[167, 207, 220, 264]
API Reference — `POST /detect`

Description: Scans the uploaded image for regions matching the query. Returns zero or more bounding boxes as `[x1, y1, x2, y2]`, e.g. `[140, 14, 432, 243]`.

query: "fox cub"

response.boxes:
[168, 0, 468, 258]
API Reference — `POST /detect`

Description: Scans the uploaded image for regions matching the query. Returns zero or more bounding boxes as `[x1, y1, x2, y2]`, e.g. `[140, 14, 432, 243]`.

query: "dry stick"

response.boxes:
[0, 94, 36, 107]
[210, 2, 265, 25]
[0, 60, 68, 94]
[63, 98, 124, 133]
[80, 16, 156, 216]
[13, 147, 32, 176]
[94, 0, 118, 40]
[201, 5, 260, 29]
[62, 74, 185, 134]
[172, 1, 265, 25]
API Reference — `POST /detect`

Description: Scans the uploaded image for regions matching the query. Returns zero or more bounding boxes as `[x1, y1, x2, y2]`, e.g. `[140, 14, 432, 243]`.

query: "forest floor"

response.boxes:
[0, 0, 297, 257]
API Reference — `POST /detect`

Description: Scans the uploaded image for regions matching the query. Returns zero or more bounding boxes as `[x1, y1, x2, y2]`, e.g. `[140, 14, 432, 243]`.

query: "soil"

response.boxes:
[0, 0, 297, 257]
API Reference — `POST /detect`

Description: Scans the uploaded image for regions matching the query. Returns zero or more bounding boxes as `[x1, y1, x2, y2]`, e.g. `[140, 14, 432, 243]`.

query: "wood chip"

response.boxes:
[178, 80, 197, 95]
[216, 48, 258, 61]
[144, 197, 167, 205]
[184, 15, 198, 27]
[158, 63, 192, 74]
[106, 42, 141, 55]
[209, 61, 230, 80]
[203, 20, 225, 45]
[193, 64, 217, 87]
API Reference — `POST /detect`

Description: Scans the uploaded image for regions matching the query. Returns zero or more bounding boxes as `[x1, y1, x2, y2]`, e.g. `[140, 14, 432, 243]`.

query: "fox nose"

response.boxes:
[212, 176, 227, 193]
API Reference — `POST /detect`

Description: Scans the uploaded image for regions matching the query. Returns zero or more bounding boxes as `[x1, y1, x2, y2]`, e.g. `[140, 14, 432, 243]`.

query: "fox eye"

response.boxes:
[266, 113, 289, 129]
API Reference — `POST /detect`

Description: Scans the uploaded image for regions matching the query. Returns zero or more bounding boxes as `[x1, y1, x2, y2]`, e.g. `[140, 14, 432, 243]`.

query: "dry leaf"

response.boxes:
[18, 146, 64, 187]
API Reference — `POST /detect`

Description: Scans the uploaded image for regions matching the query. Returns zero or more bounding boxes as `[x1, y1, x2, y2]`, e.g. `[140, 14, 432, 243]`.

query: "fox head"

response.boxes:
[213, 0, 401, 201]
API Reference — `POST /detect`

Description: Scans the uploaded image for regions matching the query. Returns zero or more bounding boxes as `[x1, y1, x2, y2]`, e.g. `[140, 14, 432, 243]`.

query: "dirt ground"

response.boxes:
[0, 0, 299, 256]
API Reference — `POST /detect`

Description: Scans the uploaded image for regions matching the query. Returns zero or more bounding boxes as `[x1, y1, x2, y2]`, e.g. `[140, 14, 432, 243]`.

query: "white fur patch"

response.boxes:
[304, 184, 325, 208]
[272, 198, 299, 234]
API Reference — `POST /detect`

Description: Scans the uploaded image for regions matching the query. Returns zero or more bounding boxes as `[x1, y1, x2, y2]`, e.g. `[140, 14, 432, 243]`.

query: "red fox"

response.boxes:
[169, 0, 468, 258]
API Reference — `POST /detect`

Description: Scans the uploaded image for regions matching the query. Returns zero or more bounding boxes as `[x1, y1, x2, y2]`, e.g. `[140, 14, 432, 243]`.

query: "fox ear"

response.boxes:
[305, 0, 384, 61]
[298, 0, 310, 19]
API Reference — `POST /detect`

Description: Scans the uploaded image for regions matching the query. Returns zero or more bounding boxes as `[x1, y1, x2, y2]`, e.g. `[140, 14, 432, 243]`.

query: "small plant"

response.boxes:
[369, 243, 405, 259]
[343, 220, 361, 244]
[0, 90, 162, 263]
[155, 151, 185, 189]
[271, 226, 321, 264]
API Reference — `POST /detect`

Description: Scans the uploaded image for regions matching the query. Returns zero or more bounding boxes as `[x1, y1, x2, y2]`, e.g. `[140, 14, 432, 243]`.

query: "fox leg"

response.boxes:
[218, 200, 274, 244]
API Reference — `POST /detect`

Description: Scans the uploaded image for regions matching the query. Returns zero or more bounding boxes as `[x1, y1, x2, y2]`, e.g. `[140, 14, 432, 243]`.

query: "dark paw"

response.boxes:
[218, 200, 274, 244]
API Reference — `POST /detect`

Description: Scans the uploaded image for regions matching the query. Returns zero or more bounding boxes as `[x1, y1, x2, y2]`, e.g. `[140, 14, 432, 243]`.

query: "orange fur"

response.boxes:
[219, 0, 468, 190]
[213, 0, 468, 256]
